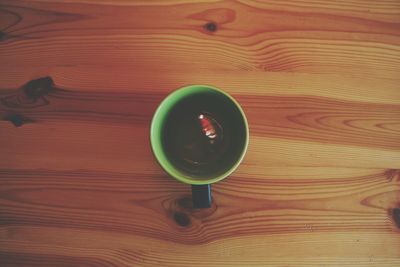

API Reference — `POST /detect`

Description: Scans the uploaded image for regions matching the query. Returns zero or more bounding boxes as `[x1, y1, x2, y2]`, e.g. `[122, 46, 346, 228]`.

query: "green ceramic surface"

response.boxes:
[150, 85, 249, 185]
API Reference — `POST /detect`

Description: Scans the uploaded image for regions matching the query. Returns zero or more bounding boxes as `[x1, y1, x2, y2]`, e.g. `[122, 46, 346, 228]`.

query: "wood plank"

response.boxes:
[1, 0, 400, 85]
[0, 168, 399, 239]
[1, 231, 400, 266]
[1, 79, 399, 169]
[2, 70, 400, 105]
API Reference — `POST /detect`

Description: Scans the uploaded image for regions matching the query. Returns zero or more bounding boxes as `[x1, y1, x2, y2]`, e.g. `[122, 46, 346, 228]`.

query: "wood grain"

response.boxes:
[1, 0, 400, 266]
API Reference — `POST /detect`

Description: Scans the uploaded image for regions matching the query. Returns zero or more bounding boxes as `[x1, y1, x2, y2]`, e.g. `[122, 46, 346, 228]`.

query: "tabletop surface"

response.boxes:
[1, 0, 400, 266]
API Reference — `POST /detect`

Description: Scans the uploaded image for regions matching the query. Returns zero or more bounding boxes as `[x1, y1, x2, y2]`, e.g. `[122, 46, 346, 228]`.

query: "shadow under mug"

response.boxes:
[150, 85, 249, 208]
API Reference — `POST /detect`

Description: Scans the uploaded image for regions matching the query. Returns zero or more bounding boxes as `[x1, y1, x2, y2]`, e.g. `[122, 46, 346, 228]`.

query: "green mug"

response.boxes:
[150, 85, 249, 208]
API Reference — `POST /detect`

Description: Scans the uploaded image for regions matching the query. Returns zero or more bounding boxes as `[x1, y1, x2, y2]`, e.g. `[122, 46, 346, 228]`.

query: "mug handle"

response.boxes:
[191, 184, 212, 208]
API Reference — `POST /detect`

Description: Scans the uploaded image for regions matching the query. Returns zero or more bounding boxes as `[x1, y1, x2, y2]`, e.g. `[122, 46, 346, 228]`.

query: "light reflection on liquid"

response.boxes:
[198, 112, 222, 142]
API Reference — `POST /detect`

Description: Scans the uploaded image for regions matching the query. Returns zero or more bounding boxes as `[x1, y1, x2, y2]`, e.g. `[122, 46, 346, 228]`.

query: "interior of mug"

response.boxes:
[150, 85, 249, 185]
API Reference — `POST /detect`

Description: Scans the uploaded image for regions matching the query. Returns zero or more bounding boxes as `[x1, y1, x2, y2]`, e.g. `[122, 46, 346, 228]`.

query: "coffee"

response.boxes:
[162, 91, 246, 177]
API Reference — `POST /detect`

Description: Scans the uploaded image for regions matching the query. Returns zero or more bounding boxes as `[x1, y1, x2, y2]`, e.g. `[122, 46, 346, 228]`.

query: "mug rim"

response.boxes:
[150, 85, 249, 185]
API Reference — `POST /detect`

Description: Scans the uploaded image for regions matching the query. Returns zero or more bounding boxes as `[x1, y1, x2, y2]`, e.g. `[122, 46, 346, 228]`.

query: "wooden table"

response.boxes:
[1, 1, 400, 266]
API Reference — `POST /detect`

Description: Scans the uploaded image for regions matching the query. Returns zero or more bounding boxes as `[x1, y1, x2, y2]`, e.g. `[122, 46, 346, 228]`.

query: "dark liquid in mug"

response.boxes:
[162, 92, 246, 177]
